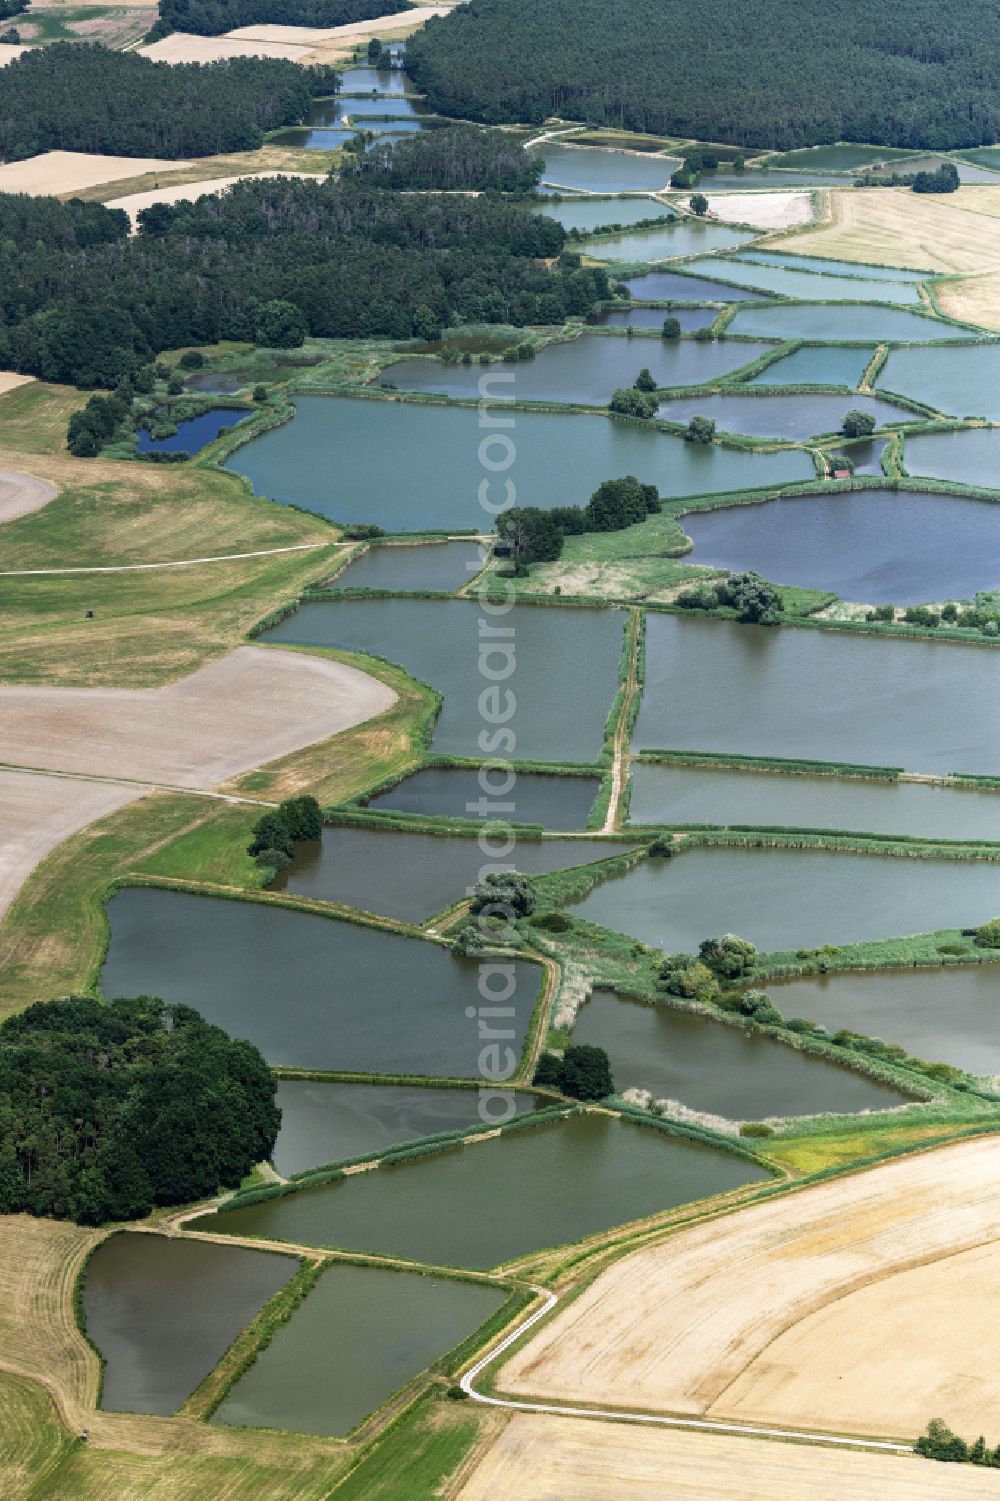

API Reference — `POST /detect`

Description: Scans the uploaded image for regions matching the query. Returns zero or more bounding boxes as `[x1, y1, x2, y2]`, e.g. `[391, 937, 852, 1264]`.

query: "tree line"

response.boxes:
[496, 474, 660, 565]
[352, 125, 542, 193]
[0, 178, 610, 387]
[153, 0, 404, 39]
[406, 0, 1000, 151]
[0, 43, 335, 163]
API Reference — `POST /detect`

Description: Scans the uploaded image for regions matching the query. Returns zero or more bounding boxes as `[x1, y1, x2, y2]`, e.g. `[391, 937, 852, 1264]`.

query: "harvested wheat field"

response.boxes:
[0, 150, 188, 197]
[456, 1413, 1000, 1501]
[105, 171, 312, 228]
[0, 770, 140, 921]
[139, 31, 315, 60]
[0, 42, 27, 65]
[501, 1137, 1000, 1439]
[704, 190, 814, 229]
[0, 468, 57, 526]
[785, 186, 1000, 274]
[0, 645, 396, 786]
[229, 6, 454, 44]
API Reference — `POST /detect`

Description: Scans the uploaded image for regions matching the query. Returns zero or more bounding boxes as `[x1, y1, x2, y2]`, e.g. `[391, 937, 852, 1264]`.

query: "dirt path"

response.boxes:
[0, 468, 59, 526]
[0, 541, 336, 576]
[602, 607, 640, 833]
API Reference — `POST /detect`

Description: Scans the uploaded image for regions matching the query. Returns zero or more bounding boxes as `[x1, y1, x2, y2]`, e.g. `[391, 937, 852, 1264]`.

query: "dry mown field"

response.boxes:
[139, 4, 455, 63]
[456, 1413, 1000, 1501]
[0, 151, 188, 197]
[501, 1138, 1000, 1440]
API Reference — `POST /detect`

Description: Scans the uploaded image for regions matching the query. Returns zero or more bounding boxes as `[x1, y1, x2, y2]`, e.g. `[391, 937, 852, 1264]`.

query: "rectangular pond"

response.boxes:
[369, 766, 601, 829]
[327, 540, 484, 593]
[828, 438, 886, 476]
[534, 196, 675, 233]
[658, 393, 909, 440]
[571, 990, 908, 1118]
[589, 305, 715, 331]
[273, 825, 633, 922]
[880, 345, 1000, 420]
[261, 598, 626, 762]
[633, 612, 1000, 776]
[747, 345, 875, 387]
[273, 1081, 545, 1177]
[903, 428, 1000, 488]
[567, 846, 1000, 952]
[136, 407, 249, 456]
[531, 144, 682, 193]
[226, 397, 816, 531]
[728, 304, 978, 342]
[679, 257, 923, 304]
[100, 888, 540, 1077]
[378, 332, 778, 404]
[734, 250, 930, 282]
[84, 1233, 296, 1417]
[622, 270, 759, 302]
[765, 145, 919, 171]
[192, 1112, 770, 1267]
[212, 1264, 507, 1436]
[338, 65, 413, 94]
[679, 488, 1000, 603]
[627, 761, 1000, 841]
[769, 966, 1000, 1075]
[578, 221, 755, 262]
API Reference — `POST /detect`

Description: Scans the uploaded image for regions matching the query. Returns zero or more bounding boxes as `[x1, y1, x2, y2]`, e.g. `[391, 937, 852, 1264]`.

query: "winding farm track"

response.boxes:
[0, 541, 336, 575]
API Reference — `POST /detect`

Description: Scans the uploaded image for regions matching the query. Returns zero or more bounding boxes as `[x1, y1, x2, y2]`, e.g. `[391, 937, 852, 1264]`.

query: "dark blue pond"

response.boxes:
[136, 407, 249, 456]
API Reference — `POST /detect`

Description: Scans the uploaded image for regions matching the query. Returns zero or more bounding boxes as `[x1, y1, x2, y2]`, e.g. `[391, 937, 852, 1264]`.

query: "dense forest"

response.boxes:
[0, 0, 26, 19]
[353, 125, 542, 192]
[153, 0, 405, 39]
[0, 181, 607, 386]
[407, 0, 1000, 150]
[0, 996, 280, 1223]
[0, 44, 335, 162]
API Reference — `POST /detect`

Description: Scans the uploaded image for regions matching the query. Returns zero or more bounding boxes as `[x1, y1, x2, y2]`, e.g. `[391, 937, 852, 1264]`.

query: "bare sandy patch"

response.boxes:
[0, 150, 188, 197]
[139, 32, 313, 60]
[229, 7, 454, 43]
[0, 42, 27, 65]
[0, 770, 140, 921]
[0, 373, 35, 398]
[704, 189, 813, 229]
[0, 644, 396, 786]
[456, 1413, 1000, 1501]
[502, 1137, 1000, 1439]
[105, 171, 313, 227]
[0, 469, 58, 526]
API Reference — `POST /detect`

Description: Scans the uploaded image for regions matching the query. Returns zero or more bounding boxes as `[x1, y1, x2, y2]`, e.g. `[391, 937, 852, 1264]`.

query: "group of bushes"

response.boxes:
[917, 1420, 1000, 1465]
[865, 600, 1000, 636]
[677, 571, 784, 625]
[247, 795, 323, 875]
[658, 935, 766, 1009]
[495, 474, 660, 567]
[533, 1044, 614, 1100]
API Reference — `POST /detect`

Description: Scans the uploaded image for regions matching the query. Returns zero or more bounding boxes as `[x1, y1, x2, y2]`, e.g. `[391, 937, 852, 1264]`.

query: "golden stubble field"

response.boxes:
[500, 1137, 1000, 1441]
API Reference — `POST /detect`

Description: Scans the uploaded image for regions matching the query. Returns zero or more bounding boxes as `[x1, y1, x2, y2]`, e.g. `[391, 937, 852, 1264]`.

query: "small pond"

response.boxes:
[769, 966, 1000, 1075]
[534, 196, 675, 233]
[368, 765, 600, 829]
[568, 845, 1000, 952]
[327, 540, 483, 592]
[764, 144, 919, 172]
[680, 257, 923, 304]
[858, 155, 1000, 185]
[747, 345, 875, 386]
[633, 612, 1000, 775]
[84, 1234, 295, 1417]
[578, 221, 755, 262]
[728, 304, 977, 342]
[954, 146, 1000, 170]
[338, 64, 413, 94]
[828, 438, 886, 476]
[135, 406, 248, 456]
[269, 126, 355, 149]
[184, 372, 245, 393]
[659, 392, 908, 440]
[678, 167, 841, 189]
[262, 597, 626, 762]
[622, 270, 759, 302]
[572, 989, 908, 1117]
[193, 1112, 770, 1267]
[212, 1264, 507, 1436]
[589, 304, 715, 331]
[100, 888, 540, 1076]
[680, 488, 1000, 602]
[903, 427, 1000, 488]
[627, 761, 1000, 841]
[531, 143, 682, 193]
[272, 1080, 546, 1177]
[733, 251, 929, 282]
[880, 344, 1000, 420]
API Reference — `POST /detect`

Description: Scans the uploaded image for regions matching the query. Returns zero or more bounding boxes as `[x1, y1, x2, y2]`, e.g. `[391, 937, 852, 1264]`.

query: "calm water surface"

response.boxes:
[101, 888, 540, 1076]
[136, 407, 247, 455]
[532, 144, 681, 192]
[748, 345, 875, 386]
[579, 221, 754, 262]
[633, 613, 1000, 774]
[212, 1265, 506, 1435]
[903, 428, 1000, 487]
[572, 990, 907, 1116]
[85, 1234, 295, 1416]
[370, 766, 600, 828]
[828, 438, 887, 476]
[589, 305, 715, 331]
[734, 251, 929, 282]
[535, 196, 675, 232]
[681, 257, 922, 304]
[623, 270, 758, 301]
[729, 304, 976, 342]
[765, 144, 918, 171]
[327, 540, 483, 592]
[659, 393, 908, 439]
[880, 345, 1000, 419]
[194, 1113, 769, 1267]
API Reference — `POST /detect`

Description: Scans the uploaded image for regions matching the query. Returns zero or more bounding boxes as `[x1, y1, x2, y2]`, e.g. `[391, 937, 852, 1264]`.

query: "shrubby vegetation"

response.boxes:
[609, 387, 658, 418]
[406, 0, 1000, 150]
[534, 1043, 614, 1100]
[154, 0, 404, 39]
[248, 795, 323, 873]
[0, 996, 279, 1223]
[0, 44, 332, 163]
[842, 409, 876, 438]
[678, 571, 784, 625]
[352, 125, 542, 192]
[496, 475, 660, 564]
[0, 180, 608, 386]
[917, 1419, 1000, 1466]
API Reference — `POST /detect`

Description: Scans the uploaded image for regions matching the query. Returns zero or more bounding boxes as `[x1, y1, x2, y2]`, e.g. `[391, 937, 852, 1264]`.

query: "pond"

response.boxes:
[828, 438, 887, 476]
[530, 144, 682, 193]
[769, 966, 1000, 1075]
[764, 144, 920, 172]
[100, 888, 541, 1076]
[858, 155, 1000, 185]
[954, 146, 1000, 171]
[680, 257, 923, 305]
[678, 167, 841, 189]
[578, 221, 755, 262]
[273, 825, 633, 922]
[212, 1264, 507, 1436]
[567, 846, 1000, 952]
[338, 64, 414, 94]
[747, 345, 876, 387]
[728, 304, 978, 342]
[903, 428, 1000, 488]
[378, 332, 778, 404]
[369, 766, 600, 829]
[84, 1234, 296, 1417]
[534, 196, 675, 233]
[680, 488, 1000, 602]
[269, 126, 355, 149]
[135, 406, 248, 456]
[880, 345, 1000, 420]
[272, 1081, 546, 1177]
[589, 305, 715, 332]
[622, 270, 759, 302]
[572, 990, 908, 1117]
[228, 397, 815, 532]
[327, 540, 484, 593]
[633, 612, 1000, 775]
[262, 597, 626, 761]
[192, 1112, 770, 1267]
[659, 392, 909, 440]
[627, 761, 1000, 841]
[734, 251, 929, 282]
[184, 372, 245, 393]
